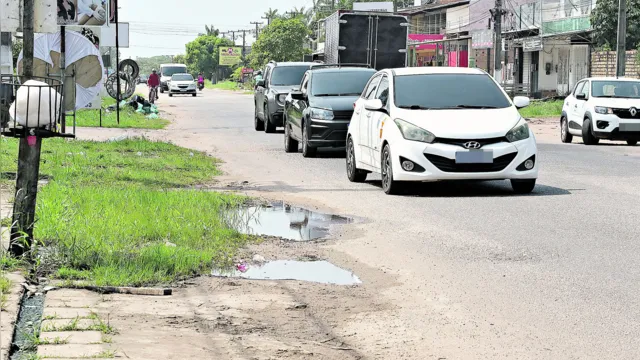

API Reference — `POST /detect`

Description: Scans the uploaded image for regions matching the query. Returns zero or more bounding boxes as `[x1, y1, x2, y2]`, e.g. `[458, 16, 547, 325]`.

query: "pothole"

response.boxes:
[212, 260, 362, 285]
[223, 201, 353, 241]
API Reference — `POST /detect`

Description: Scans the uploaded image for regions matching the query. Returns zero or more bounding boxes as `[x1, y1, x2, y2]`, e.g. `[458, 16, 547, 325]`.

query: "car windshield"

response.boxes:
[162, 67, 187, 77]
[591, 80, 640, 98]
[171, 74, 193, 81]
[270, 66, 310, 86]
[311, 71, 376, 96]
[394, 73, 511, 110]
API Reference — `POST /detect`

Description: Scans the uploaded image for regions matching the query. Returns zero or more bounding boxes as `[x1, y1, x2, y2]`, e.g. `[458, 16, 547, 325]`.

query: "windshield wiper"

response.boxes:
[398, 105, 433, 110]
[314, 93, 337, 97]
[452, 104, 498, 109]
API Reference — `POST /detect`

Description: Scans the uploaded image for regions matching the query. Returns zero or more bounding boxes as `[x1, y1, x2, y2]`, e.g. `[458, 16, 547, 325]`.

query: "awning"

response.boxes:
[408, 35, 471, 46]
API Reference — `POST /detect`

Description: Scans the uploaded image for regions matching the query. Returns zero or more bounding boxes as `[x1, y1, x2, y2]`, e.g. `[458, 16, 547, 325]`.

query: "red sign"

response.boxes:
[242, 68, 254, 74]
[409, 34, 445, 50]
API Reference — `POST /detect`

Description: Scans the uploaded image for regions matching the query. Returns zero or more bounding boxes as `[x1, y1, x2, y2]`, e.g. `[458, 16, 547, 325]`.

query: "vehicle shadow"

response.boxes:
[365, 180, 571, 197]
[310, 148, 347, 159]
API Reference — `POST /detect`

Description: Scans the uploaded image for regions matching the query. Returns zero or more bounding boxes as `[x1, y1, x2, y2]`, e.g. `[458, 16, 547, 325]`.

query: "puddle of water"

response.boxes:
[211, 260, 362, 285]
[224, 201, 352, 241]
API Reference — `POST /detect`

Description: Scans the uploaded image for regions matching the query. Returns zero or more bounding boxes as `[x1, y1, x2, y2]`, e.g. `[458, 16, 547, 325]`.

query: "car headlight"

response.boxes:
[276, 94, 287, 105]
[505, 118, 531, 142]
[594, 106, 613, 114]
[310, 108, 334, 120]
[394, 119, 435, 143]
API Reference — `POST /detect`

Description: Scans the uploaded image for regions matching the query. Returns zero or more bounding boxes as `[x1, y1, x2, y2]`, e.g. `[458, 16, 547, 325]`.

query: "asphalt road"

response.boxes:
[142, 89, 640, 358]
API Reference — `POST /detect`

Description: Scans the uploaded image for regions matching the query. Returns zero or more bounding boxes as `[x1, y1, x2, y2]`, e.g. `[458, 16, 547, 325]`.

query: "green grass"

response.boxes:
[0, 137, 250, 286]
[0, 274, 11, 310]
[519, 100, 564, 118]
[75, 97, 169, 129]
[206, 80, 242, 91]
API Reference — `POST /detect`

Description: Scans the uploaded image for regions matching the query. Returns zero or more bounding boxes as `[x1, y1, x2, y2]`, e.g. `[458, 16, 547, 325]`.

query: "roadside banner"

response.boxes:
[219, 47, 243, 66]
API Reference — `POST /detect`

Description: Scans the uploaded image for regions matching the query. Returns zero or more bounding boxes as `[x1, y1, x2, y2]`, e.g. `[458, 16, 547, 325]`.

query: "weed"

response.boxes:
[519, 100, 564, 118]
[101, 334, 113, 343]
[92, 350, 116, 358]
[37, 336, 70, 345]
[43, 314, 59, 320]
[0, 138, 250, 286]
[88, 312, 117, 335]
[42, 317, 80, 332]
[75, 98, 169, 129]
[0, 274, 11, 310]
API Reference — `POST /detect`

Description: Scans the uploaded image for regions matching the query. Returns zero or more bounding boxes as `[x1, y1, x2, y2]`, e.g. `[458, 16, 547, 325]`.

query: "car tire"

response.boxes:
[582, 118, 599, 145]
[192, 93, 196, 97]
[160, 88, 164, 93]
[560, 116, 573, 143]
[627, 140, 638, 146]
[346, 137, 367, 183]
[168, 93, 173, 97]
[511, 179, 536, 194]
[302, 123, 317, 158]
[254, 105, 265, 131]
[264, 105, 276, 133]
[381, 144, 401, 195]
[284, 118, 299, 153]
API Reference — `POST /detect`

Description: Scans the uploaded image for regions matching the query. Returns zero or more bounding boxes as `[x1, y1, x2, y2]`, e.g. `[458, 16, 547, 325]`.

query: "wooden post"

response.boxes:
[115, 0, 120, 124]
[10, 0, 40, 257]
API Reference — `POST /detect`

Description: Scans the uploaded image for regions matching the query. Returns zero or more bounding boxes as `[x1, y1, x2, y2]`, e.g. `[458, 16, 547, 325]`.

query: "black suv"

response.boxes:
[254, 61, 317, 133]
[283, 65, 376, 157]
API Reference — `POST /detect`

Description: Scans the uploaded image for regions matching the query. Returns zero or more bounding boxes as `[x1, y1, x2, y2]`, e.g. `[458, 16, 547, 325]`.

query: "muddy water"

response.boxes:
[212, 260, 362, 285]
[225, 201, 352, 241]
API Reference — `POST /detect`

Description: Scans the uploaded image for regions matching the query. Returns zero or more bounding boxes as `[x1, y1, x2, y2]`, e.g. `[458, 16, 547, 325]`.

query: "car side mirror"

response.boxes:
[513, 96, 530, 109]
[290, 91, 305, 100]
[364, 99, 384, 111]
[256, 79, 265, 87]
[576, 93, 587, 100]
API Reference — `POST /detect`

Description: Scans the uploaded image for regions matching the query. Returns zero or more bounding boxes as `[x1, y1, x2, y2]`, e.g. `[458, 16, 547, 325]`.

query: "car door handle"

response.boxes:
[366, 113, 372, 118]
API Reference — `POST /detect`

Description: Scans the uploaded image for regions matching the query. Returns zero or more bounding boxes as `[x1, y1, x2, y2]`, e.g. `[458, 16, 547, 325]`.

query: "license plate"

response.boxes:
[180, 89, 187, 92]
[455, 150, 493, 164]
[620, 123, 640, 132]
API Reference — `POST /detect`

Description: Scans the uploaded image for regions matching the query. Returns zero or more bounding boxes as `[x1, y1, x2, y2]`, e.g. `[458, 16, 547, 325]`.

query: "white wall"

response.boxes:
[1, 45, 12, 74]
[0, 1, 20, 32]
[446, 5, 470, 33]
[537, 40, 571, 92]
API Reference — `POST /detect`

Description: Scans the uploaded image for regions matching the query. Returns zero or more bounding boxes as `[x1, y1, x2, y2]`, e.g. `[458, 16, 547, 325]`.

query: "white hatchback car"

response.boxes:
[560, 77, 640, 146]
[346, 67, 538, 195]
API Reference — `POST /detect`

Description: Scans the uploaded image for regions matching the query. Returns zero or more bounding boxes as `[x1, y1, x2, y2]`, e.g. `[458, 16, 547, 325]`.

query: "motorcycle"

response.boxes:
[197, 81, 204, 91]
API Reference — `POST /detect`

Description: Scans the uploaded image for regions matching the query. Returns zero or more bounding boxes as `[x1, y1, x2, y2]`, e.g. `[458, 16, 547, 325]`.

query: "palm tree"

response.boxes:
[204, 25, 219, 36]
[263, 8, 278, 25]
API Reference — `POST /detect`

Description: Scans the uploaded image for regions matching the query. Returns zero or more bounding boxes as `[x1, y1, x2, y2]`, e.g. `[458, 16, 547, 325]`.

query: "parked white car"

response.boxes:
[560, 77, 640, 146]
[346, 67, 538, 195]
[167, 73, 197, 97]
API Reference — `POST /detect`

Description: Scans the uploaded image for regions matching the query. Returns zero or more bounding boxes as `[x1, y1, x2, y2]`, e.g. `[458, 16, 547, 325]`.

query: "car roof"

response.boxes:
[171, 73, 192, 76]
[390, 67, 488, 76]
[270, 62, 316, 67]
[310, 67, 376, 74]
[584, 77, 640, 82]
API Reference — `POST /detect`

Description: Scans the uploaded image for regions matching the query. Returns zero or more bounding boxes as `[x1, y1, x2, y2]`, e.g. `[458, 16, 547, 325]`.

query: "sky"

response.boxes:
[120, 0, 316, 59]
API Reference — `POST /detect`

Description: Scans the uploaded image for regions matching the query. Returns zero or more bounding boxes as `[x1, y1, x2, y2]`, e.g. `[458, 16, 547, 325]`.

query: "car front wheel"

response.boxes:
[284, 117, 299, 153]
[627, 140, 638, 146]
[561, 116, 573, 143]
[582, 119, 599, 145]
[264, 105, 276, 133]
[302, 124, 317, 158]
[511, 179, 536, 194]
[346, 137, 367, 183]
[381, 144, 401, 195]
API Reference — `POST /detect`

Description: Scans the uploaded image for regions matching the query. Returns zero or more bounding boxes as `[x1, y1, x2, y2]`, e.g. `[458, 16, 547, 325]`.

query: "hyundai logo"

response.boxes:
[463, 141, 482, 149]
[630, 107, 638, 117]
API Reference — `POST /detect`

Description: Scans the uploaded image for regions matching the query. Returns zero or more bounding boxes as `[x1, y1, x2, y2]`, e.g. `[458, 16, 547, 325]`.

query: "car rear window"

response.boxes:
[311, 71, 376, 96]
[394, 73, 511, 109]
[270, 66, 310, 86]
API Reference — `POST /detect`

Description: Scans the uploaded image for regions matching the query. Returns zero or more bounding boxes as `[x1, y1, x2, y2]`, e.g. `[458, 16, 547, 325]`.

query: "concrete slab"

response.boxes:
[41, 318, 97, 332]
[43, 307, 94, 319]
[40, 331, 103, 344]
[45, 298, 100, 308]
[45, 289, 102, 302]
[37, 344, 111, 358]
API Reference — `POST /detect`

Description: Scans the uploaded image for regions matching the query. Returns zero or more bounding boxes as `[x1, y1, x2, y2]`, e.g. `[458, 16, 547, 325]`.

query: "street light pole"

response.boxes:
[615, 0, 627, 77]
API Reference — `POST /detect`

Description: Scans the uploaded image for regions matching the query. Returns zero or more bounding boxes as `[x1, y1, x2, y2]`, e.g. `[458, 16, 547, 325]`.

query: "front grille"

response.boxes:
[424, 152, 517, 173]
[612, 108, 640, 119]
[333, 110, 354, 120]
[432, 137, 508, 148]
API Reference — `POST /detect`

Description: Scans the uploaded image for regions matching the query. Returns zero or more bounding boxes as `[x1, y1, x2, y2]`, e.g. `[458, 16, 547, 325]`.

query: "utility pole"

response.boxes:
[262, 16, 271, 26]
[490, 0, 506, 83]
[235, 30, 248, 66]
[250, 21, 263, 38]
[616, 0, 627, 77]
[10, 0, 40, 256]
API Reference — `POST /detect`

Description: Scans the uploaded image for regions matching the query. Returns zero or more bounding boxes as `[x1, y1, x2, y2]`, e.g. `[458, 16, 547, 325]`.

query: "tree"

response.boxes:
[12, 39, 23, 67]
[263, 8, 279, 24]
[591, 0, 640, 50]
[184, 35, 234, 78]
[173, 54, 186, 64]
[249, 17, 311, 69]
[200, 25, 219, 37]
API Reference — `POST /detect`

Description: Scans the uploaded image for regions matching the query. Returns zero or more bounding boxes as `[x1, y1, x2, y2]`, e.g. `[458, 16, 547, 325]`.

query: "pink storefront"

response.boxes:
[409, 34, 469, 68]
